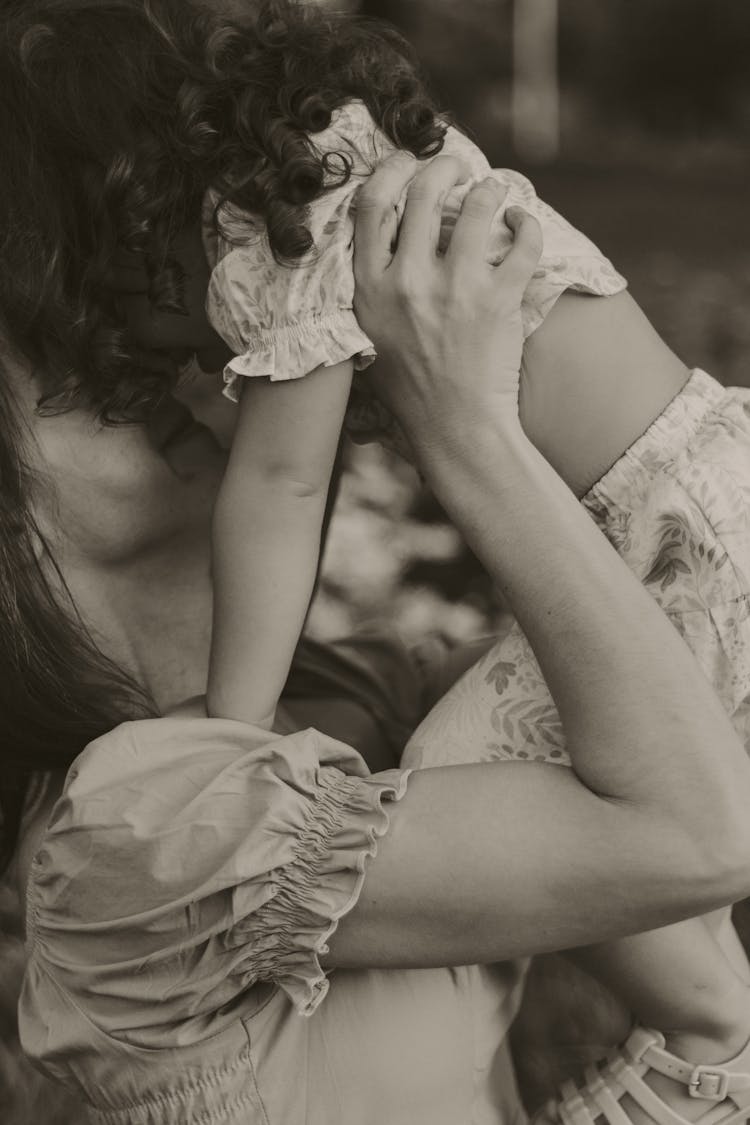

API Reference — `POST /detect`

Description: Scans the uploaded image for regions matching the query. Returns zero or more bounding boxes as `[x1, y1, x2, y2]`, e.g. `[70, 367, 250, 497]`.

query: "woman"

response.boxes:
[2, 153, 749, 1124]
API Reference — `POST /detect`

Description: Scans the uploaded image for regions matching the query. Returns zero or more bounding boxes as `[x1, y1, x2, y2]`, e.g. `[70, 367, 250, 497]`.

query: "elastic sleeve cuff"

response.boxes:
[521, 258, 627, 337]
[222, 310, 376, 402]
[234, 765, 411, 1016]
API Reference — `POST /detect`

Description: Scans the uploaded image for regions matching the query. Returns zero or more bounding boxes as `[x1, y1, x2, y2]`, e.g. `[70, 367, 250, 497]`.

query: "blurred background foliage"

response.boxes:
[361, 0, 750, 145]
[310, 0, 750, 651]
[3, 3, 750, 1121]
[352, 0, 750, 385]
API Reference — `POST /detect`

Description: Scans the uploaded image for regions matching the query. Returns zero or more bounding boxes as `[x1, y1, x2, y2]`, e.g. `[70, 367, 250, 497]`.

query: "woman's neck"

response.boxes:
[61, 535, 214, 714]
[519, 291, 690, 498]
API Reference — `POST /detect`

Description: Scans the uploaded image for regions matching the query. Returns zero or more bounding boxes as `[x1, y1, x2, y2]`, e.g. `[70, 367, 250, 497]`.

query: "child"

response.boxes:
[9, 2, 750, 1124]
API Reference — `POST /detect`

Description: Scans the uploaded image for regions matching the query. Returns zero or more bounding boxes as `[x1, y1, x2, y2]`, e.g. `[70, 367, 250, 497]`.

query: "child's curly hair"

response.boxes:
[0, 0, 446, 420]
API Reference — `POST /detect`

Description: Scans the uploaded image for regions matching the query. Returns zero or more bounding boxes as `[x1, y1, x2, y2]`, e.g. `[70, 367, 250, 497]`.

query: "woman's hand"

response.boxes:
[353, 153, 542, 462]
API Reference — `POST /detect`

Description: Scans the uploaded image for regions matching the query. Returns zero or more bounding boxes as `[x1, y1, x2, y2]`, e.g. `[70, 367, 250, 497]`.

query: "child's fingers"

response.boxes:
[353, 152, 419, 282]
[397, 155, 471, 265]
[496, 207, 544, 298]
[446, 177, 508, 269]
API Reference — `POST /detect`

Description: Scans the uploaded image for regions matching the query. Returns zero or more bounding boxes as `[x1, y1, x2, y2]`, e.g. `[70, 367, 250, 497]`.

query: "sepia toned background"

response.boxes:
[2, 2, 750, 1120]
[310, 0, 750, 659]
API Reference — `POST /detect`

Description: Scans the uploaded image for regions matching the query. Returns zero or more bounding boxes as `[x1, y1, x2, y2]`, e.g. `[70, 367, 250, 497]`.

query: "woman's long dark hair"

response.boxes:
[0, 0, 445, 421]
[0, 361, 154, 871]
[0, 0, 444, 865]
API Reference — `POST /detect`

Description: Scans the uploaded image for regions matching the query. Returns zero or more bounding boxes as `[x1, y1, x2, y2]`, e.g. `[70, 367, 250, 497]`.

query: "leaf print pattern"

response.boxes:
[201, 99, 627, 424]
[484, 659, 517, 695]
[645, 516, 695, 593]
[402, 372, 750, 776]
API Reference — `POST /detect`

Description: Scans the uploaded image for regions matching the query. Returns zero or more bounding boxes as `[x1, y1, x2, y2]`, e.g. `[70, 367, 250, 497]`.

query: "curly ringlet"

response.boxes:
[0, 0, 445, 869]
[1, 0, 446, 421]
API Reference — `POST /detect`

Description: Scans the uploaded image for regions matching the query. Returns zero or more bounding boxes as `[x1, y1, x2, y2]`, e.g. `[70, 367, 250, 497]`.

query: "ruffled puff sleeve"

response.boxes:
[202, 101, 401, 402]
[23, 718, 410, 1043]
[202, 98, 626, 411]
[433, 126, 628, 338]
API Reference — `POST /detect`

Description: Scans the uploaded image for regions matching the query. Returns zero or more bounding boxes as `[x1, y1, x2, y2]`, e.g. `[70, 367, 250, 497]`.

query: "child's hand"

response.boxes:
[353, 153, 542, 462]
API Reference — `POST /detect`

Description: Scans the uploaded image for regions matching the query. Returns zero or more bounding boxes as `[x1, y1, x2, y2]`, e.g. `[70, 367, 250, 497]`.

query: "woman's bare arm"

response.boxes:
[330, 423, 750, 966]
[324, 156, 750, 969]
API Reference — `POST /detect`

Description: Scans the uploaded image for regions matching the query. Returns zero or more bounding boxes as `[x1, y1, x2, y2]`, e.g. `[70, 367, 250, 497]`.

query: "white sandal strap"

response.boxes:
[617, 1061, 703, 1125]
[559, 1079, 598, 1125]
[584, 1067, 634, 1125]
[537, 1027, 750, 1125]
[559, 1092, 597, 1125]
[628, 1029, 750, 1102]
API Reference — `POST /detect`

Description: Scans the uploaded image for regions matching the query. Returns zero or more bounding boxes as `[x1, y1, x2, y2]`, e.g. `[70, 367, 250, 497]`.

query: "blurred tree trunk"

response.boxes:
[512, 0, 559, 162]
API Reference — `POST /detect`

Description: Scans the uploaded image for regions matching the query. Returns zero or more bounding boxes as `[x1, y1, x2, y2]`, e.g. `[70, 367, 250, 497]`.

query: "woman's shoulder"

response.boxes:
[26, 716, 406, 936]
[19, 712, 410, 1076]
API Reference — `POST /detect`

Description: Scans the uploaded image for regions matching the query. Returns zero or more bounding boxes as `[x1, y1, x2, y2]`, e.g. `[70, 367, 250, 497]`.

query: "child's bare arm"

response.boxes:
[520, 289, 689, 496]
[208, 360, 353, 727]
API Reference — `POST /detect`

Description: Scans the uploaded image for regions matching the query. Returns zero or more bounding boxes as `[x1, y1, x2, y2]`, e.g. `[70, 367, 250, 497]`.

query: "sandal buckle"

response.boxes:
[688, 1066, 730, 1101]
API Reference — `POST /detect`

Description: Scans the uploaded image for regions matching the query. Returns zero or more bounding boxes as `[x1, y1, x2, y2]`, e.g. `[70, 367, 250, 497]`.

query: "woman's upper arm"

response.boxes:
[326, 760, 737, 970]
[26, 718, 409, 1024]
[28, 714, 747, 1027]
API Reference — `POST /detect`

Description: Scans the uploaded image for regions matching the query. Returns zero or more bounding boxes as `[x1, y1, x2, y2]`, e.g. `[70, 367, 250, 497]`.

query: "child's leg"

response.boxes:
[558, 922, 750, 1125]
[571, 922, 746, 1044]
[403, 626, 750, 1121]
[574, 921, 749, 1046]
[704, 906, 750, 985]
[571, 922, 750, 1120]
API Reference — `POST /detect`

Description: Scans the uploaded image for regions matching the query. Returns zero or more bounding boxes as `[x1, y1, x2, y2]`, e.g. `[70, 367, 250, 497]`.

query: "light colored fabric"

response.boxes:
[19, 637, 529, 1125]
[403, 370, 750, 770]
[202, 100, 627, 427]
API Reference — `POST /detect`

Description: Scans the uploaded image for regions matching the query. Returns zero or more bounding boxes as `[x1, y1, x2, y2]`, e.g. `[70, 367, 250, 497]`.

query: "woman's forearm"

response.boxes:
[327, 155, 750, 970]
[329, 423, 750, 968]
[421, 417, 749, 836]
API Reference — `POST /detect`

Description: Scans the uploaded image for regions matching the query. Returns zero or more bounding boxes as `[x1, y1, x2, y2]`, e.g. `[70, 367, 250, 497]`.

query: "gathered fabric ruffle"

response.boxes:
[23, 717, 414, 1083]
[230, 766, 409, 1016]
[222, 309, 376, 402]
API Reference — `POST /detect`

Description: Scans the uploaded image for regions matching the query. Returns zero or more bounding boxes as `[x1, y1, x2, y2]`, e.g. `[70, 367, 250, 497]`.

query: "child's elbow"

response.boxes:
[251, 455, 331, 503]
[281, 474, 330, 502]
[227, 456, 331, 505]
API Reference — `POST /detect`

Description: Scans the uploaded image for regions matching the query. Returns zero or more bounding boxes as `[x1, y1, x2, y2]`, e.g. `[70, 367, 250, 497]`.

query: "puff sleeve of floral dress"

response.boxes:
[202, 99, 627, 412]
[18, 719, 411, 1122]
